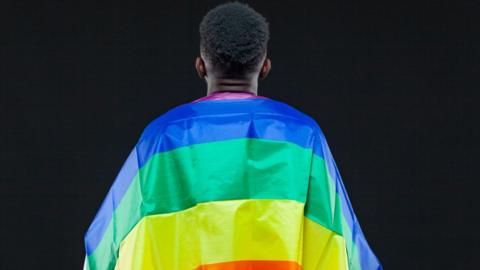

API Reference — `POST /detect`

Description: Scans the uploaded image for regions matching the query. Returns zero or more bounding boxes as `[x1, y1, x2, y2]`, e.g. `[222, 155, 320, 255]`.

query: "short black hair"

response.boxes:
[199, 1, 270, 75]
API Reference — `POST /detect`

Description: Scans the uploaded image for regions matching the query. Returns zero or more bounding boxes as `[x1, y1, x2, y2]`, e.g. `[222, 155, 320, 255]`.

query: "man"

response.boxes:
[83, 2, 382, 270]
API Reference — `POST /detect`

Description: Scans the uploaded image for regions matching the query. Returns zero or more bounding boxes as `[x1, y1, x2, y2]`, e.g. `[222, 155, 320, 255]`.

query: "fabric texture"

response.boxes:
[83, 91, 382, 270]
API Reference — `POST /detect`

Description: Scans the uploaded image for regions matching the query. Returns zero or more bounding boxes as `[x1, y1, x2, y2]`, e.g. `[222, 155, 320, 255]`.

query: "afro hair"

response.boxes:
[199, 1, 270, 75]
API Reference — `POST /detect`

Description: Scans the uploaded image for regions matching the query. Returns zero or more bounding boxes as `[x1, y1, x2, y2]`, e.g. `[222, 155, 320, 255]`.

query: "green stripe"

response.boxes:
[86, 137, 361, 269]
[342, 215, 362, 270]
[305, 153, 362, 269]
[87, 174, 143, 270]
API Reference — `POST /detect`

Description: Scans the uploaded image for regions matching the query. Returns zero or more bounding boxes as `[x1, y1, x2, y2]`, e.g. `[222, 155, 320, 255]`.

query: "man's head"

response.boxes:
[196, 2, 271, 81]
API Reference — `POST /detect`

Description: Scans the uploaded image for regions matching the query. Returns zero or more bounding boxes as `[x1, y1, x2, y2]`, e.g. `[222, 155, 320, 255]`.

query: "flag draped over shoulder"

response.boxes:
[83, 92, 382, 270]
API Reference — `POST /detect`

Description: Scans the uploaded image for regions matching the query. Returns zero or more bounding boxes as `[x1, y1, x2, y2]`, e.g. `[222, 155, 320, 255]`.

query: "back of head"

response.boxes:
[199, 1, 270, 77]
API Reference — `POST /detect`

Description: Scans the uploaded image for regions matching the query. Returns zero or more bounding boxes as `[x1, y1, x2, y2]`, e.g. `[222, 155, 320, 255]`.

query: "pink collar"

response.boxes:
[191, 91, 269, 103]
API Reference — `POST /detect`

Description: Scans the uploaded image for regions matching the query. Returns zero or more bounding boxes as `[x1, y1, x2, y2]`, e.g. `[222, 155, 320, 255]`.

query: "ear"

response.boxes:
[259, 58, 271, 80]
[195, 57, 207, 78]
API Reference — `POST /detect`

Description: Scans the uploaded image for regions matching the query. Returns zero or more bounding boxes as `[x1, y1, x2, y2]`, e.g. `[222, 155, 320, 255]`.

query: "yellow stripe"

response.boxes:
[303, 217, 349, 270]
[115, 199, 305, 270]
[114, 199, 349, 270]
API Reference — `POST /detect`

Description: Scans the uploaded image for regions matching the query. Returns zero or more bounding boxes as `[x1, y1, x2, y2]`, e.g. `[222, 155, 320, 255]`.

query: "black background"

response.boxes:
[1, 0, 479, 269]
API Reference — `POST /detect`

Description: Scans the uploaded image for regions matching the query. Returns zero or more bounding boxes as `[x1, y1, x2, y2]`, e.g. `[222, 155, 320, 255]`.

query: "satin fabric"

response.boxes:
[83, 92, 382, 270]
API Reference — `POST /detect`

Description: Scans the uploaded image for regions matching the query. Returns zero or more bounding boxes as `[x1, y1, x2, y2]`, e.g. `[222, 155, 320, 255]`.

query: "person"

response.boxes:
[83, 2, 382, 270]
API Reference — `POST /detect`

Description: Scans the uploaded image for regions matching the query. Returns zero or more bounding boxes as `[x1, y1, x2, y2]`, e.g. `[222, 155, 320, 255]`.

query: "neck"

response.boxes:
[206, 76, 258, 96]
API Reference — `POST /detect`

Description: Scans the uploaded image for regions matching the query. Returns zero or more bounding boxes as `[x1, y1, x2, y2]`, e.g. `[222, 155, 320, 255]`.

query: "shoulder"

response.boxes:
[265, 99, 330, 149]
[138, 102, 195, 142]
[138, 97, 326, 142]
[263, 98, 325, 134]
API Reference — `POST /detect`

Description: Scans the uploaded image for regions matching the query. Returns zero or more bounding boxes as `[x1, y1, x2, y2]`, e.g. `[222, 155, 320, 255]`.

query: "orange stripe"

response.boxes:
[195, 260, 301, 270]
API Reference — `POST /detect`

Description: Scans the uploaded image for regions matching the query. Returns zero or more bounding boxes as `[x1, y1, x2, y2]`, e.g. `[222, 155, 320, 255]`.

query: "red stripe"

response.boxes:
[195, 260, 301, 270]
[191, 91, 269, 102]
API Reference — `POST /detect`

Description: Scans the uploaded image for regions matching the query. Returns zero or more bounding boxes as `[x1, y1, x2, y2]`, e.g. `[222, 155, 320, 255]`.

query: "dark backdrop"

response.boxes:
[1, 0, 478, 269]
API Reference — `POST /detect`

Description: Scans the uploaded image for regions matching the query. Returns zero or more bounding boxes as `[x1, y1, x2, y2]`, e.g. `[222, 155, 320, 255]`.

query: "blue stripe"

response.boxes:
[84, 148, 139, 255]
[137, 98, 321, 166]
[85, 98, 322, 255]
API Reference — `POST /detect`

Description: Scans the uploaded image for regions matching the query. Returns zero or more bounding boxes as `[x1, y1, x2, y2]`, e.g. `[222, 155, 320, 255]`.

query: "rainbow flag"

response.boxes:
[83, 91, 382, 270]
